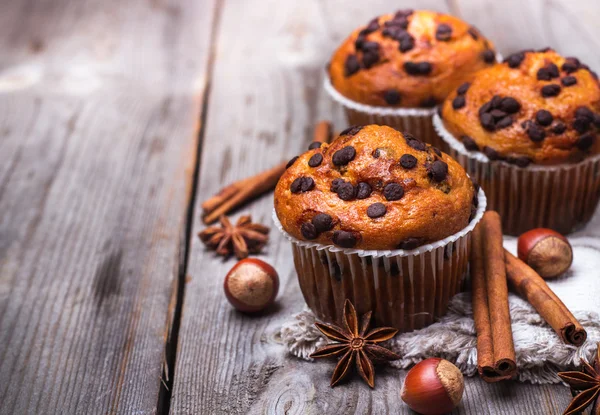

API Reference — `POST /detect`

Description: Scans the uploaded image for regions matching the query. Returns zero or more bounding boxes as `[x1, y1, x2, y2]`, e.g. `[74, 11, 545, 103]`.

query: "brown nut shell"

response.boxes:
[224, 258, 279, 312]
[517, 228, 573, 279]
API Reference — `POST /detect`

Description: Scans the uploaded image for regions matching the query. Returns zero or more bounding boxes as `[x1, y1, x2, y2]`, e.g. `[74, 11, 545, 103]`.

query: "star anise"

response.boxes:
[199, 215, 269, 259]
[558, 342, 600, 415]
[310, 299, 400, 388]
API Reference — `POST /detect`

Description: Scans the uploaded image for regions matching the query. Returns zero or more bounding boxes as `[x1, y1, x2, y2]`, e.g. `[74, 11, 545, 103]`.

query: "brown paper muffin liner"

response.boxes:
[323, 77, 444, 151]
[433, 113, 600, 235]
[273, 189, 486, 333]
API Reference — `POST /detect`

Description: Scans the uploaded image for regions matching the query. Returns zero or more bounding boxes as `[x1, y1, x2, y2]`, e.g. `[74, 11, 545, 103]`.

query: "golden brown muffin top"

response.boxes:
[274, 125, 477, 250]
[440, 49, 600, 166]
[328, 9, 495, 108]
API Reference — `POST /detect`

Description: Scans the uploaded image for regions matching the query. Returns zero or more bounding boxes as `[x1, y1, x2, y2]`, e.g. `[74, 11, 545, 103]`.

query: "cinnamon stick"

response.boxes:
[201, 120, 333, 224]
[504, 250, 587, 347]
[472, 211, 517, 382]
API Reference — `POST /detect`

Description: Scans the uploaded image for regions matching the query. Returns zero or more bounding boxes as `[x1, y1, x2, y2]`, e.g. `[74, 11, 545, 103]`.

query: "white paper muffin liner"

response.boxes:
[272, 189, 487, 332]
[433, 113, 600, 235]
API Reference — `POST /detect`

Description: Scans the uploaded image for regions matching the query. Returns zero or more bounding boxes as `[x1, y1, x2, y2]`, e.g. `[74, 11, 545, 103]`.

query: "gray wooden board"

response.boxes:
[171, 0, 600, 414]
[0, 0, 216, 413]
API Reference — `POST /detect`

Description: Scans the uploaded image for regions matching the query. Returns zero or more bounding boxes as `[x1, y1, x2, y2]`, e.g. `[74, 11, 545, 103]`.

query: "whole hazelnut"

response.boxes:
[401, 358, 464, 415]
[517, 228, 573, 279]
[224, 258, 279, 313]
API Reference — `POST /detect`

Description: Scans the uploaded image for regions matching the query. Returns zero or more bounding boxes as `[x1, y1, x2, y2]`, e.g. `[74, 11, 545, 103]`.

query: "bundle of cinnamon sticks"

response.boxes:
[201, 121, 333, 224]
[471, 211, 586, 383]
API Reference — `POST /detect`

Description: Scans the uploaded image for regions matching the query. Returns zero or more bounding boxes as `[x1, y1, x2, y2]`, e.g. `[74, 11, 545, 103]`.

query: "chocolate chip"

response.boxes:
[330, 178, 344, 192]
[361, 41, 380, 51]
[399, 36, 415, 52]
[479, 102, 492, 115]
[332, 146, 356, 166]
[336, 182, 356, 201]
[552, 122, 566, 134]
[461, 136, 479, 151]
[400, 154, 417, 169]
[505, 52, 525, 68]
[406, 136, 427, 151]
[384, 89, 401, 105]
[490, 109, 507, 120]
[562, 57, 580, 73]
[286, 156, 299, 169]
[495, 116, 514, 130]
[507, 156, 532, 168]
[301, 222, 318, 240]
[420, 96, 437, 108]
[576, 133, 595, 151]
[367, 203, 386, 218]
[468, 27, 479, 40]
[427, 160, 448, 182]
[457, 82, 470, 95]
[435, 23, 452, 41]
[480, 113, 495, 131]
[404, 61, 432, 76]
[312, 213, 333, 233]
[561, 76, 577, 86]
[344, 55, 360, 77]
[356, 182, 372, 199]
[340, 125, 363, 136]
[383, 182, 404, 201]
[537, 68, 551, 81]
[308, 141, 322, 150]
[535, 110, 553, 126]
[527, 124, 546, 142]
[432, 147, 442, 157]
[355, 34, 366, 50]
[537, 63, 559, 80]
[490, 95, 503, 109]
[574, 118, 591, 134]
[397, 237, 423, 250]
[332, 230, 357, 248]
[308, 153, 323, 167]
[394, 9, 413, 18]
[482, 49, 495, 63]
[541, 84, 561, 97]
[575, 106, 594, 122]
[364, 18, 380, 33]
[291, 177, 315, 193]
[483, 146, 501, 160]
[452, 95, 466, 109]
[547, 63, 560, 78]
[362, 49, 379, 68]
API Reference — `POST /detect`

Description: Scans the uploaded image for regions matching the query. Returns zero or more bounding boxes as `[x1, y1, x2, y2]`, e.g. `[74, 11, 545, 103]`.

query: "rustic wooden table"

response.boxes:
[1, 0, 599, 413]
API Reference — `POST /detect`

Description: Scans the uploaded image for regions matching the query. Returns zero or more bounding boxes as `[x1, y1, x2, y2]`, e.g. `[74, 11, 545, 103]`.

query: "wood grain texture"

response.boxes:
[0, 0, 216, 413]
[171, 0, 599, 413]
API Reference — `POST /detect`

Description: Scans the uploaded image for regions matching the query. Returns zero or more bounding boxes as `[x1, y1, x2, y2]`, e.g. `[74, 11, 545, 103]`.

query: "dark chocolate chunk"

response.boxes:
[330, 178, 344, 192]
[537, 68, 552, 81]
[397, 237, 424, 250]
[483, 146, 501, 160]
[482, 49, 496, 64]
[478, 101, 492, 116]
[541, 84, 561, 97]
[573, 118, 591, 134]
[575, 106, 594, 122]
[344, 55, 360, 77]
[400, 154, 417, 169]
[286, 156, 299, 169]
[340, 125, 363, 136]
[490, 109, 507, 120]
[336, 182, 356, 201]
[535, 110, 553, 126]
[561, 76, 577, 86]
[562, 57, 580, 73]
[399, 36, 415, 52]
[332, 146, 356, 166]
[384, 89, 401, 105]
[383, 182, 404, 201]
[527, 124, 546, 142]
[547, 63, 560, 78]
[461, 135, 479, 151]
[507, 156, 531, 168]
[452, 95, 466, 109]
[495, 116, 514, 130]
[367, 202, 386, 218]
[490, 95, 503, 109]
[406, 136, 427, 151]
[404, 61, 432, 76]
[355, 34, 366, 50]
[576, 133, 595, 151]
[456, 82, 470, 95]
[551, 122, 566, 134]
[480, 112, 495, 131]
[364, 18, 380, 34]
[361, 41, 380, 51]
[427, 160, 448, 182]
[420, 96, 437, 108]
[432, 147, 442, 157]
[356, 182, 372, 199]
[301, 222, 318, 240]
[505, 52, 525, 68]
[435, 23, 452, 41]
[308, 141, 322, 150]
[312, 213, 333, 233]
[291, 177, 315, 193]
[332, 230, 357, 248]
[308, 153, 323, 167]
[362, 49, 379, 68]
[394, 9, 413, 18]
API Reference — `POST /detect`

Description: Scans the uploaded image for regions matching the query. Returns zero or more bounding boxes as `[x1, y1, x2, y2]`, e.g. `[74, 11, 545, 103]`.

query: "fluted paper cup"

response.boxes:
[273, 189, 486, 333]
[433, 113, 600, 235]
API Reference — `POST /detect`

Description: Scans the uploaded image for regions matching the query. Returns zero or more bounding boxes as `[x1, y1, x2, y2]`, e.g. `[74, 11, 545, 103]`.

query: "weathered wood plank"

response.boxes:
[0, 0, 216, 413]
[171, 0, 598, 413]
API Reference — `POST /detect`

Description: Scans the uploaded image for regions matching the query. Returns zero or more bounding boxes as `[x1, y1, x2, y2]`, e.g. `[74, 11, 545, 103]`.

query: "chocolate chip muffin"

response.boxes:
[324, 10, 496, 149]
[434, 49, 600, 234]
[273, 125, 486, 331]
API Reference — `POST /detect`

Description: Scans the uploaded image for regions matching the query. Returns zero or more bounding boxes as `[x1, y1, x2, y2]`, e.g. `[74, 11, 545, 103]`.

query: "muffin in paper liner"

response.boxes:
[324, 76, 442, 150]
[272, 188, 487, 333]
[433, 113, 600, 235]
